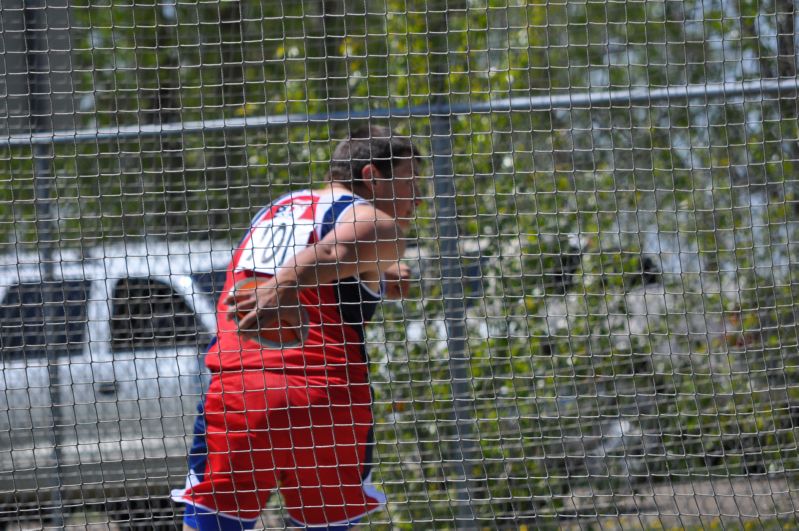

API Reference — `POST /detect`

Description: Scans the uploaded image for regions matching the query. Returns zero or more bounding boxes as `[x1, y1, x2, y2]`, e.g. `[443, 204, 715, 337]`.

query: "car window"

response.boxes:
[0, 280, 90, 357]
[190, 270, 228, 304]
[111, 277, 203, 350]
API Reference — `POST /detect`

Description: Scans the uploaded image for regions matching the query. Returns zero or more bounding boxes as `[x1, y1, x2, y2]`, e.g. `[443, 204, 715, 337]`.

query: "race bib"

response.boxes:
[235, 201, 315, 275]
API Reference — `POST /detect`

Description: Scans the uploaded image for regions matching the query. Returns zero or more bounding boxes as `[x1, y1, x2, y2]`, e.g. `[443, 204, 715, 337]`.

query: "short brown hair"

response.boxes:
[328, 125, 419, 188]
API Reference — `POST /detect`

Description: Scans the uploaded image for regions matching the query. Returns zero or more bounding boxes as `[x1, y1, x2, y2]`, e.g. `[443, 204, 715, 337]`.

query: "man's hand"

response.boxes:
[222, 277, 302, 341]
[381, 262, 412, 300]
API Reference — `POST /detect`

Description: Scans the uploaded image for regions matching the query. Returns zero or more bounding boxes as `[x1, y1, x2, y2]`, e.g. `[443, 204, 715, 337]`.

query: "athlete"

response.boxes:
[171, 125, 421, 530]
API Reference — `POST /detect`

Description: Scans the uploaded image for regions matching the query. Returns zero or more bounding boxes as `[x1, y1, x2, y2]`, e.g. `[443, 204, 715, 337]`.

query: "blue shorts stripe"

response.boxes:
[183, 504, 257, 531]
[187, 399, 208, 480]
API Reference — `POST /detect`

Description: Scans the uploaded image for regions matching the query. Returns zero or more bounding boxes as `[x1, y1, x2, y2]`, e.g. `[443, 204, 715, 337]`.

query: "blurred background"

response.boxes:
[2, 0, 799, 528]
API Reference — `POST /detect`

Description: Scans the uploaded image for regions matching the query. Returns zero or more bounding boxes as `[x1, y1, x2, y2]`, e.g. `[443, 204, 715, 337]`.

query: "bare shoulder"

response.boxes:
[325, 202, 405, 263]
[337, 202, 393, 223]
[335, 203, 400, 238]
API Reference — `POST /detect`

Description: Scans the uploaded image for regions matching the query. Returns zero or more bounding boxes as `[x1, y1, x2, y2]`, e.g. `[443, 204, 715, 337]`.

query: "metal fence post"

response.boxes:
[25, 0, 64, 524]
[431, 108, 480, 529]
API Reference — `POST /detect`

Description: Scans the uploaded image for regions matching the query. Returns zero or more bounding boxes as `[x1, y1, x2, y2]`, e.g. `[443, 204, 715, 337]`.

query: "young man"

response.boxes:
[171, 125, 421, 530]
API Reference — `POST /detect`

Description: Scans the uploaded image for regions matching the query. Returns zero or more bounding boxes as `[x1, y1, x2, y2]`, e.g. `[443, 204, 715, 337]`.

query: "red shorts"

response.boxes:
[171, 370, 384, 528]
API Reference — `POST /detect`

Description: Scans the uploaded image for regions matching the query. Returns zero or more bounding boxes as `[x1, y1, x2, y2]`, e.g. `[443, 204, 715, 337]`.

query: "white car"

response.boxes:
[0, 240, 231, 518]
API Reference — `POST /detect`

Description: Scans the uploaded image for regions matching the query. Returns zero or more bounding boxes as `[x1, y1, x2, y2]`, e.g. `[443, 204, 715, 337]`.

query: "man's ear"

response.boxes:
[360, 163, 377, 182]
[359, 164, 378, 198]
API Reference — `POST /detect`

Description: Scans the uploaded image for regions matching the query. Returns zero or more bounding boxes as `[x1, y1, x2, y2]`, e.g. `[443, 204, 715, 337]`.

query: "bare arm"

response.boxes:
[283, 203, 406, 285]
[379, 262, 412, 300]
[224, 203, 406, 335]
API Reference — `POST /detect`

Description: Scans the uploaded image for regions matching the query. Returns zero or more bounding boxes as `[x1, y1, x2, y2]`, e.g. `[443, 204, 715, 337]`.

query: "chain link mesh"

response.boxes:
[1, 0, 799, 528]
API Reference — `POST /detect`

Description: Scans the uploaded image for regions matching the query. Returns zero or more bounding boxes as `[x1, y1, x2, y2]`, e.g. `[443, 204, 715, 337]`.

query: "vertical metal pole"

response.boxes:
[25, 0, 64, 524]
[36, 144, 65, 528]
[431, 110, 478, 528]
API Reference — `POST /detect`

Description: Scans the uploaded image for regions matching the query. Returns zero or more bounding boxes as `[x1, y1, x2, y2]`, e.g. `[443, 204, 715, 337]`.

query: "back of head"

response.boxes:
[328, 125, 419, 192]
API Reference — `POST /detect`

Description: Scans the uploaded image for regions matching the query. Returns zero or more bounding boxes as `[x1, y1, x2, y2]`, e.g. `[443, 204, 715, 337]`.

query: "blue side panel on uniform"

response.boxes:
[181, 338, 214, 528]
[320, 195, 356, 239]
[187, 338, 215, 483]
[187, 400, 208, 480]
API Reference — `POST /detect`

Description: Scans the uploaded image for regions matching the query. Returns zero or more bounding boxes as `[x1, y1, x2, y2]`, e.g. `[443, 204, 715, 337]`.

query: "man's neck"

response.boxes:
[329, 182, 371, 200]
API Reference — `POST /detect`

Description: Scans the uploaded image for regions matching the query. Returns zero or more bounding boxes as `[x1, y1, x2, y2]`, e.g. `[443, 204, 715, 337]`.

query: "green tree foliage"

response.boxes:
[1, 0, 798, 526]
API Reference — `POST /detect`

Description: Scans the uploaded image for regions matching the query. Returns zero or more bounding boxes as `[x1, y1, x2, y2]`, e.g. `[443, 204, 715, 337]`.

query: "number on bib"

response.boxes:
[236, 207, 315, 275]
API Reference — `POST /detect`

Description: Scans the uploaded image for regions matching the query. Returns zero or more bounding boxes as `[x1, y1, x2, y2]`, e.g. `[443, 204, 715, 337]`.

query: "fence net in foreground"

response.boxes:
[2, 0, 799, 528]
